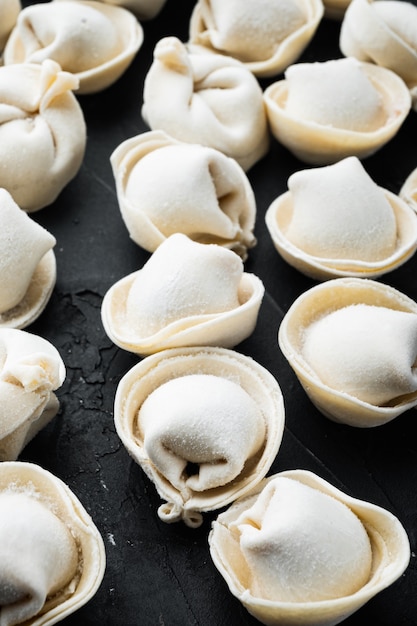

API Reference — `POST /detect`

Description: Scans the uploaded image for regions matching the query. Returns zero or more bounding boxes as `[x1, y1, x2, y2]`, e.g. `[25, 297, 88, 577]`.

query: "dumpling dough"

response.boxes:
[138, 374, 266, 495]
[285, 57, 385, 131]
[285, 156, 397, 260]
[232, 475, 372, 602]
[0, 59, 86, 212]
[142, 36, 269, 171]
[302, 304, 417, 405]
[0, 492, 79, 626]
[0, 327, 66, 461]
[0, 0, 20, 52]
[0, 188, 56, 318]
[3, 0, 144, 94]
[110, 131, 257, 259]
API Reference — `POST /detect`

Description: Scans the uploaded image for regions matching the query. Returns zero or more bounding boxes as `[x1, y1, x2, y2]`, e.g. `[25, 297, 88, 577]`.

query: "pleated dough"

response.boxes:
[209, 469, 410, 626]
[110, 130, 257, 259]
[114, 346, 285, 527]
[189, 0, 324, 77]
[0, 461, 106, 626]
[101, 233, 265, 355]
[278, 278, 417, 426]
[265, 156, 417, 279]
[340, 0, 417, 107]
[0, 189, 56, 328]
[0, 328, 66, 461]
[0, 0, 20, 52]
[263, 56, 411, 164]
[142, 36, 269, 171]
[0, 59, 86, 212]
[3, 0, 144, 94]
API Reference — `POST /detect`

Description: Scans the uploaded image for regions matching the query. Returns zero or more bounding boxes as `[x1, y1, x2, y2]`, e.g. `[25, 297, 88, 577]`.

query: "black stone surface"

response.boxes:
[16, 1, 417, 625]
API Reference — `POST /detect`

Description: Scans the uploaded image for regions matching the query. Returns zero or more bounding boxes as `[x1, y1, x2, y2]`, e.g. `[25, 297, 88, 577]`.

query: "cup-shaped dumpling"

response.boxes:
[278, 277, 417, 426]
[265, 156, 417, 279]
[188, 0, 324, 78]
[0, 59, 86, 212]
[3, 0, 143, 94]
[400, 164, 417, 211]
[114, 346, 285, 527]
[0, 328, 66, 461]
[340, 0, 417, 109]
[0, 0, 20, 52]
[101, 233, 265, 355]
[263, 57, 411, 164]
[142, 36, 270, 171]
[110, 130, 257, 260]
[0, 461, 105, 625]
[209, 469, 410, 626]
[0, 189, 56, 328]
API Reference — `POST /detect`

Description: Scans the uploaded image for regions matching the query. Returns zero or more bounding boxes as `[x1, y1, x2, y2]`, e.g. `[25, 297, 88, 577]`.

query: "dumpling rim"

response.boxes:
[113, 346, 285, 527]
[263, 60, 411, 165]
[4, 0, 144, 95]
[0, 460, 106, 626]
[265, 187, 417, 280]
[0, 248, 56, 330]
[278, 277, 417, 427]
[188, 0, 325, 78]
[209, 468, 410, 626]
[101, 263, 265, 356]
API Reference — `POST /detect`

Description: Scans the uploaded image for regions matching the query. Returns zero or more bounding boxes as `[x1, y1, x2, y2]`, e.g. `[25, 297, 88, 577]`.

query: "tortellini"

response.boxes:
[114, 346, 285, 527]
[265, 156, 417, 279]
[263, 56, 411, 164]
[340, 0, 417, 108]
[188, 0, 324, 77]
[209, 470, 410, 626]
[142, 36, 270, 171]
[0, 328, 66, 461]
[110, 130, 257, 260]
[0, 59, 86, 212]
[0, 189, 56, 328]
[101, 233, 265, 355]
[278, 277, 417, 426]
[0, 461, 106, 625]
[3, 0, 144, 94]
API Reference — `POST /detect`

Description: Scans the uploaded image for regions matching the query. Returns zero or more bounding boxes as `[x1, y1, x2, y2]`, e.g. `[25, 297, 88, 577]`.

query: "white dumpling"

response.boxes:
[286, 156, 397, 260]
[0, 189, 56, 314]
[142, 36, 269, 171]
[0, 492, 79, 626]
[285, 57, 385, 131]
[233, 476, 372, 602]
[302, 303, 417, 405]
[138, 374, 266, 495]
[0, 59, 86, 212]
[3, 0, 143, 94]
[0, 0, 20, 52]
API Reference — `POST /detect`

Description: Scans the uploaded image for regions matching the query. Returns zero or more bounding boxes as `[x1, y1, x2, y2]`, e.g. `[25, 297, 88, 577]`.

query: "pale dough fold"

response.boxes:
[340, 0, 417, 108]
[209, 469, 410, 626]
[263, 56, 411, 164]
[0, 59, 86, 212]
[265, 156, 417, 279]
[278, 277, 417, 426]
[0, 328, 66, 461]
[189, 0, 324, 77]
[302, 304, 417, 405]
[114, 346, 285, 527]
[142, 36, 270, 171]
[0, 461, 106, 626]
[110, 130, 257, 260]
[101, 233, 265, 355]
[4, 0, 144, 94]
[0, 189, 57, 328]
[0, 0, 20, 52]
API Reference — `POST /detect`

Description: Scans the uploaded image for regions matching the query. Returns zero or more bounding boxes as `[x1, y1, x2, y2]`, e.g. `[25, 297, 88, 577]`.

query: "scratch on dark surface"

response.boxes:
[82, 164, 118, 196]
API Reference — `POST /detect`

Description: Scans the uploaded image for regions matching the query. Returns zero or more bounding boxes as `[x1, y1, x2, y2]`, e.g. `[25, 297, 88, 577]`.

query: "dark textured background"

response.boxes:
[18, 0, 417, 624]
